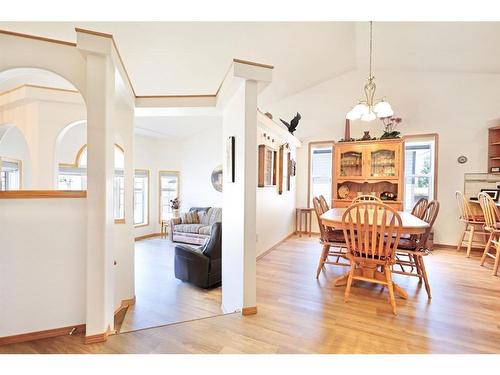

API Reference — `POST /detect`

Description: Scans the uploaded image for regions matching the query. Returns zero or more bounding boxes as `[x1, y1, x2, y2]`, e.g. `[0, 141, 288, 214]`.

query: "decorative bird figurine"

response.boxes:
[280, 113, 301, 135]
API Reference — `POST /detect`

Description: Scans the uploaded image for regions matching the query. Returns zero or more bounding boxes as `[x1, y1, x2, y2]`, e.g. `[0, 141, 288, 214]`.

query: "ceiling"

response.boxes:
[134, 115, 221, 139]
[1, 22, 499, 140]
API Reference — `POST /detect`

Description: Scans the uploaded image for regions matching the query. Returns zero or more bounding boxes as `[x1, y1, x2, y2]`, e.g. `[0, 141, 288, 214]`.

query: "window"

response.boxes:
[309, 142, 333, 206]
[404, 135, 437, 211]
[58, 144, 126, 222]
[159, 171, 179, 222]
[0, 158, 21, 190]
[134, 170, 149, 226]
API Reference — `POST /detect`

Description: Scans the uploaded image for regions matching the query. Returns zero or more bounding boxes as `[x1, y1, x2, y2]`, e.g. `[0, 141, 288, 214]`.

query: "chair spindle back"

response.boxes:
[411, 198, 428, 219]
[342, 202, 402, 261]
[478, 192, 499, 230]
[455, 191, 475, 222]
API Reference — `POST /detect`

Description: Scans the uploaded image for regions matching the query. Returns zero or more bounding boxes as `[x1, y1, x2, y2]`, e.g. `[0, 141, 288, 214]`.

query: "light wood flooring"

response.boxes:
[118, 237, 222, 333]
[1, 235, 500, 353]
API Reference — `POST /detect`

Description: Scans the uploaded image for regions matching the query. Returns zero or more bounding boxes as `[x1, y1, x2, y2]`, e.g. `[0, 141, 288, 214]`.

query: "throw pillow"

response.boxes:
[181, 211, 199, 224]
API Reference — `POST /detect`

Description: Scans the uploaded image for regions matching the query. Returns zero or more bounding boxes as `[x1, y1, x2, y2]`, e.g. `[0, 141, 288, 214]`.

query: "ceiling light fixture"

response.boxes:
[346, 21, 393, 122]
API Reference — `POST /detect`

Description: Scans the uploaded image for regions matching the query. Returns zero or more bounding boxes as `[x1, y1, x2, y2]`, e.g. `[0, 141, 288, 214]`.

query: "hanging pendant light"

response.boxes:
[346, 21, 393, 121]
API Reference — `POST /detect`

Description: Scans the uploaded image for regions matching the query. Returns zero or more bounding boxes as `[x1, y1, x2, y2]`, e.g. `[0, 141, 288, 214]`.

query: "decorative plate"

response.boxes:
[338, 184, 350, 199]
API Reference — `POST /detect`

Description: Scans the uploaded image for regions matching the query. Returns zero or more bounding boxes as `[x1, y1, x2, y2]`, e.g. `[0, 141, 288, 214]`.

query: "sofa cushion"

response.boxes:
[198, 225, 212, 236]
[181, 211, 199, 224]
[174, 224, 205, 234]
[203, 207, 222, 225]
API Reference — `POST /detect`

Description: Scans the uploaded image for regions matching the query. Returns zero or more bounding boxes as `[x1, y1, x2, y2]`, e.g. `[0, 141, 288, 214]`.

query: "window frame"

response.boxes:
[158, 170, 180, 224]
[307, 140, 335, 208]
[402, 133, 439, 210]
[133, 169, 150, 228]
[0, 156, 22, 191]
[57, 143, 126, 224]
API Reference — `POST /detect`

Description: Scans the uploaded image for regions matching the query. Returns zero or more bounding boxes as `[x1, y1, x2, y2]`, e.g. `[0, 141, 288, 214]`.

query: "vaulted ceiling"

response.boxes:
[1, 22, 499, 139]
[1, 22, 499, 105]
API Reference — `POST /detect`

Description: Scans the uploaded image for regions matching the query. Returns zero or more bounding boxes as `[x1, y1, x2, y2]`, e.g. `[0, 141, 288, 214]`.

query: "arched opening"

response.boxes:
[0, 67, 86, 190]
[0, 124, 32, 190]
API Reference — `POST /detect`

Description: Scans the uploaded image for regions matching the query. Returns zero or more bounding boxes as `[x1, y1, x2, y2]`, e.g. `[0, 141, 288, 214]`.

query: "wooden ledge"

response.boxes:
[75, 28, 113, 39]
[233, 58, 274, 70]
[0, 29, 76, 47]
[0, 190, 87, 199]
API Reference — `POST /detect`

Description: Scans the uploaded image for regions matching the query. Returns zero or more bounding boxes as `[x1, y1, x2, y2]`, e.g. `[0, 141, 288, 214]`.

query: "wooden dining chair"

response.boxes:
[411, 198, 428, 219]
[455, 191, 487, 257]
[319, 195, 330, 212]
[352, 194, 382, 204]
[478, 192, 500, 276]
[392, 200, 440, 298]
[342, 202, 402, 314]
[312, 197, 349, 279]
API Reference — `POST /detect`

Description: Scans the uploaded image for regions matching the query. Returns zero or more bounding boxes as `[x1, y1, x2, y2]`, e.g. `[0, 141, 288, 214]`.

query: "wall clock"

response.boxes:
[457, 155, 468, 164]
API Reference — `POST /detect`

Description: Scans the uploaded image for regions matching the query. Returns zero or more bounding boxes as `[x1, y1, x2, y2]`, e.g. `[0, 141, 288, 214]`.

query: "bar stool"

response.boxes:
[296, 207, 313, 237]
[455, 191, 487, 257]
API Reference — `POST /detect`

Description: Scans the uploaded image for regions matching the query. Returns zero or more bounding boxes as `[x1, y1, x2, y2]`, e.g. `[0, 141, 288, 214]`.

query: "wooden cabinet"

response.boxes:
[333, 139, 404, 210]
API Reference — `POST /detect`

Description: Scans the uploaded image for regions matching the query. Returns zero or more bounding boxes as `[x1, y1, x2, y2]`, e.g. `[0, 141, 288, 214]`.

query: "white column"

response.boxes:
[221, 79, 258, 313]
[85, 53, 115, 337]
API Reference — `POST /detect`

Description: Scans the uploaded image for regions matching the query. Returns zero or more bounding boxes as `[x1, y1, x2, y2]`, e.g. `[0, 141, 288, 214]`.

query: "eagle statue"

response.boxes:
[280, 113, 301, 135]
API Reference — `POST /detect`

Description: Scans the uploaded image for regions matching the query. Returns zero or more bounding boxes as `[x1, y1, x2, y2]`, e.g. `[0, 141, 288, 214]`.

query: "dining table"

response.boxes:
[320, 207, 430, 299]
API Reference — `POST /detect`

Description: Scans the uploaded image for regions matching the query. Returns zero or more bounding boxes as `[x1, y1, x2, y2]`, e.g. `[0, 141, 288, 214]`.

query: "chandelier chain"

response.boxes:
[369, 21, 373, 79]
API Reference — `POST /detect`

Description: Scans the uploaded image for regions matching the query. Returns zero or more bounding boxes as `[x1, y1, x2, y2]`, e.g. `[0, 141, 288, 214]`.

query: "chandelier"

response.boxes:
[346, 21, 393, 122]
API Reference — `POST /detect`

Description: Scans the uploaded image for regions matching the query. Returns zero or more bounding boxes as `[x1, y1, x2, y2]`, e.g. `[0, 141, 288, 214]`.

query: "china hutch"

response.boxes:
[333, 138, 404, 210]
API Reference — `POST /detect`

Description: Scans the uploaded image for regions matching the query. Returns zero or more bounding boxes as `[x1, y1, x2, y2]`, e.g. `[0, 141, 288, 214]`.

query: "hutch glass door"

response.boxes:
[370, 149, 396, 178]
[340, 150, 363, 178]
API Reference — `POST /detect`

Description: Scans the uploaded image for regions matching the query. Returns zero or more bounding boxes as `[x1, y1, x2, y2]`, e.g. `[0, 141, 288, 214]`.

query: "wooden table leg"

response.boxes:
[309, 211, 312, 237]
[295, 209, 298, 235]
[299, 211, 303, 238]
[334, 267, 408, 299]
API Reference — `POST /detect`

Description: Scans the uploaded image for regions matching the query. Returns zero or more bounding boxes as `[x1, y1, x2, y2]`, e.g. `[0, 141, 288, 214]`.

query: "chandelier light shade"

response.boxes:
[346, 21, 394, 122]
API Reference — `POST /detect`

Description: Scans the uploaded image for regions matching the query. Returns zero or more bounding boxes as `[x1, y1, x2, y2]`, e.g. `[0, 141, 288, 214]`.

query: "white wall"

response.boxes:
[267, 69, 500, 245]
[180, 123, 223, 210]
[133, 134, 181, 238]
[255, 124, 297, 256]
[0, 198, 87, 337]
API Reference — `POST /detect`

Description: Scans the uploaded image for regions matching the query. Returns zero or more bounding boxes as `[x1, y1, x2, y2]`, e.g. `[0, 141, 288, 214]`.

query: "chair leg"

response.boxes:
[417, 256, 431, 299]
[457, 226, 466, 251]
[384, 265, 397, 315]
[344, 262, 356, 303]
[316, 244, 330, 279]
[480, 233, 493, 266]
[493, 241, 500, 276]
[413, 254, 423, 283]
[466, 224, 475, 258]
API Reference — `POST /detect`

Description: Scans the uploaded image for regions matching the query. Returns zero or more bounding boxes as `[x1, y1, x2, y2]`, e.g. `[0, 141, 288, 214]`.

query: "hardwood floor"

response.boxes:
[1, 235, 499, 353]
[119, 237, 222, 333]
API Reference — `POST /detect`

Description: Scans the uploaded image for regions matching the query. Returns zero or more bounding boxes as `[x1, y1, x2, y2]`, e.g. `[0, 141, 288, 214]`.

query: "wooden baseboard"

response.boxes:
[257, 233, 295, 261]
[434, 243, 485, 252]
[0, 324, 85, 346]
[84, 331, 108, 344]
[242, 306, 258, 316]
[113, 296, 136, 315]
[134, 233, 161, 241]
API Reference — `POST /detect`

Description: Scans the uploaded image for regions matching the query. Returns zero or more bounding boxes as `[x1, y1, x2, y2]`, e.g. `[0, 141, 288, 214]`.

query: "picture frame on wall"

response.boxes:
[258, 144, 277, 187]
[227, 136, 235, 183]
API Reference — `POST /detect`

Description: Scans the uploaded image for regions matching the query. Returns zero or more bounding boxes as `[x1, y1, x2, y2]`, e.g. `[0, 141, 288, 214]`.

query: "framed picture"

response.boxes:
[480, 188, 500, 202]
[258, 144, 276, 187]
[226, 136, 235, 183]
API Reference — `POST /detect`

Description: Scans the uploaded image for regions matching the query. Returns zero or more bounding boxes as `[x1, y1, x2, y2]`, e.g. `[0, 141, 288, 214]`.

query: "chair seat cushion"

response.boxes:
[395, 237, 418, 250]
[323, 229, 346, 243]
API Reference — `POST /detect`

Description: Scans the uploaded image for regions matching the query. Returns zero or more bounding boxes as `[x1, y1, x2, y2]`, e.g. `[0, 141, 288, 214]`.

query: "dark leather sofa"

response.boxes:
[174, 222, 221, 288]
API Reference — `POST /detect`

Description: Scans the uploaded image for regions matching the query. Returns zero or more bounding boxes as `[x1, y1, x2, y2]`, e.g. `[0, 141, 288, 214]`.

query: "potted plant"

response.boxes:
[380, 116, 402, 139]
[170, 198, 180, 218]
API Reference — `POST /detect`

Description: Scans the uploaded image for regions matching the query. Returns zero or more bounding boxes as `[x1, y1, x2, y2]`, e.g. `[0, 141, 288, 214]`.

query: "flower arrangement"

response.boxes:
[380, 116, 402, 139]
[170, 198, 180, 210]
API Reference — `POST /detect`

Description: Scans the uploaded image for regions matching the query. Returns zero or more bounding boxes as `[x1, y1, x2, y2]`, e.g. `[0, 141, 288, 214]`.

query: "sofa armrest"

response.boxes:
[169, 217, 182, 241]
